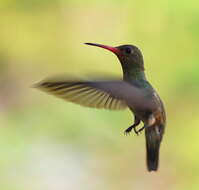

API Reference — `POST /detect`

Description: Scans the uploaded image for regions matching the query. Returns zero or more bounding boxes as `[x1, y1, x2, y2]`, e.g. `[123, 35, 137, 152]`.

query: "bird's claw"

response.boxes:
[124, 126, 139, 136]
[124, 124, 145, 136]
[124, 127, 132, 136]
[134, 126, 145, 135]
[133, 128, 139, 135]
[136, 126, 145, 135]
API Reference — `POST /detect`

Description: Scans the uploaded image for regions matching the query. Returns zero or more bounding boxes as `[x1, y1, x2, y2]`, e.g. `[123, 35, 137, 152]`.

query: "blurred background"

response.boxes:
[0, 0, 199, 189]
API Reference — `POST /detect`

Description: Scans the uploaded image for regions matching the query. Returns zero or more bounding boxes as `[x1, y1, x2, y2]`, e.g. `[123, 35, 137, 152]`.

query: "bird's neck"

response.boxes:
[123, 68, 146, 81]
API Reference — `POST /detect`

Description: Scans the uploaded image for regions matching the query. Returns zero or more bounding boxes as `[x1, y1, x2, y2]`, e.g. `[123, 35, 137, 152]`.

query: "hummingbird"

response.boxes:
[35, 43, 166, 171]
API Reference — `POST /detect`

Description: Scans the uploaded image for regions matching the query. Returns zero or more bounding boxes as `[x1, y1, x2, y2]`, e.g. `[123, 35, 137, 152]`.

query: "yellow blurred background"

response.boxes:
[0, 0, 199, 189]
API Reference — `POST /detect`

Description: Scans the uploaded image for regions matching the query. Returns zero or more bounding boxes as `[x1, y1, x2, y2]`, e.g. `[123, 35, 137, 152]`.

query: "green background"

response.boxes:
[1, 0, 199, 189]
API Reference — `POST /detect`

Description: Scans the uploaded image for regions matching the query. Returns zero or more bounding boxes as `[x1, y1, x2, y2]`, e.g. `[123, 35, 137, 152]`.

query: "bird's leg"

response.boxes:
[136, 114, 156, 134]
[137, 125, 146, 134]
[124, 116, 140, 135]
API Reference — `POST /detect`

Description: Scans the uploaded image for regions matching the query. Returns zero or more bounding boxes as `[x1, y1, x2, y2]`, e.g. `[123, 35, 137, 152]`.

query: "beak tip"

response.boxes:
[84, 43, 94, 46]
[83, 42, 120, 55]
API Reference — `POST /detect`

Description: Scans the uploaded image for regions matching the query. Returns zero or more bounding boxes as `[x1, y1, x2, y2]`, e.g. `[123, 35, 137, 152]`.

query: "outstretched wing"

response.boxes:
[34, 77, 156, 111]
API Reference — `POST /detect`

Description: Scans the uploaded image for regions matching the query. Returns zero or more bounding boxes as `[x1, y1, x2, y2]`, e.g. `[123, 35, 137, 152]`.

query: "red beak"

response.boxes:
[85, 43, 121, 56]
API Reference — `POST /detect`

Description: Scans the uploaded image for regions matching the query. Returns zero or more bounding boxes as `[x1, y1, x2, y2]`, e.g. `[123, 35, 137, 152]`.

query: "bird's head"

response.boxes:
[85, 43, 144, 72]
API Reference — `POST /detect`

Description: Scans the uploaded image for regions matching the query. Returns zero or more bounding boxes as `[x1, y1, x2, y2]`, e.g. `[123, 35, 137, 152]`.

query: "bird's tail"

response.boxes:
[145, 125, 164, 171]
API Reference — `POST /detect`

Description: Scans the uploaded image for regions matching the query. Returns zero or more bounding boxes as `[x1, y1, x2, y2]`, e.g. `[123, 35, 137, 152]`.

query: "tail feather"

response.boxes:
[145, 125, 163, 171]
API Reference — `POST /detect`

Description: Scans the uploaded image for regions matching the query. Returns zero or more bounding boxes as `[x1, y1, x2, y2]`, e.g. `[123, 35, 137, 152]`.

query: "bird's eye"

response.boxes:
[125, 47, 131, 54]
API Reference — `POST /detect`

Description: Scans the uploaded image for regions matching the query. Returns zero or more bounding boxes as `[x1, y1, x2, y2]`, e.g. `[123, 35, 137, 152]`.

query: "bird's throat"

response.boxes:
[123, 68, 146, 81]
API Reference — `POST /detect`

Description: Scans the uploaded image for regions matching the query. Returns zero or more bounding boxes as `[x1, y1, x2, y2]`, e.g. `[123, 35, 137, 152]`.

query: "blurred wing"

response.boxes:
[34, 78, 156, 111]
[35, 79, 127, 110]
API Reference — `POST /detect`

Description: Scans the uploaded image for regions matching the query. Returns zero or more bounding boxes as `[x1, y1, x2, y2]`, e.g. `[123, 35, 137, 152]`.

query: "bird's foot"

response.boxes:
[124, 119, 142, 136]
[125, 125, 145, 136]
[124, 126, 133, 135]
[133, 127, 140, 135]
[124, 125, 140, 136]
[137, 126, 146, 134]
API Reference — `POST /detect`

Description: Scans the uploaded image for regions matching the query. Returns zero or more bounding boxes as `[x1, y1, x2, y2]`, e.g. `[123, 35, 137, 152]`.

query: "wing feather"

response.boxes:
[35, 77, 156, 111]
